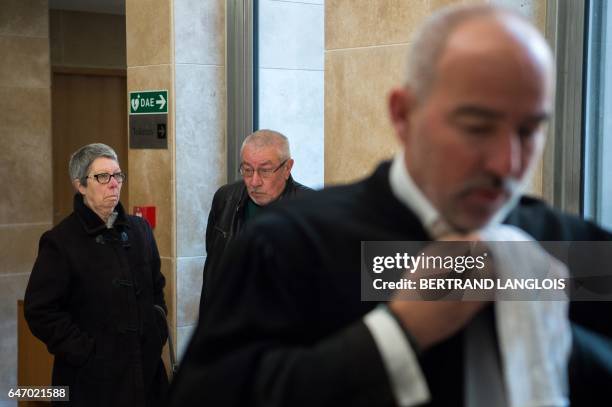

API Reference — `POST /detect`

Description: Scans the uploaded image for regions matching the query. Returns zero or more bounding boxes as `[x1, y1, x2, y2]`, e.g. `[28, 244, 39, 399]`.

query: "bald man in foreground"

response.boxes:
[169, 5, 612, 406]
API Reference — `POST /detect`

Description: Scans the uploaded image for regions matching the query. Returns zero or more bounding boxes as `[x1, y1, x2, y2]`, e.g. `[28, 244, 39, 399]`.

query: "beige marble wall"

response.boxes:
[0, 0, 51, 401]
[324, 0, 547, 197]
[49, 10, 126, 69]
[125, 0, 227, 364]
[126, 0, 176, 367]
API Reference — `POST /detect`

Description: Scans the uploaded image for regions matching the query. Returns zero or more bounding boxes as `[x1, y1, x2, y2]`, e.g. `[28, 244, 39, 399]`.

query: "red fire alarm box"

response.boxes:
[134, 206, 156, 228]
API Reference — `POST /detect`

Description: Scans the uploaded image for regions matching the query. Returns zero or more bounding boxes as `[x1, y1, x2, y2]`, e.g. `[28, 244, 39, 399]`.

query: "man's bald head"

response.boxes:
[389, 4, 555, 232]
[406, 4, 554, 104]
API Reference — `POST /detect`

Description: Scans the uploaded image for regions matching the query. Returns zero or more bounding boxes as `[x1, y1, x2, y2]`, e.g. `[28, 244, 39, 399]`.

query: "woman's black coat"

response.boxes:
[24, 194, 169, 406]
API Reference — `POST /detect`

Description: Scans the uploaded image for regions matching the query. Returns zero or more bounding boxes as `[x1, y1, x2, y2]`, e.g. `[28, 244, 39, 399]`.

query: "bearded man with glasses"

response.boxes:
[199, 129, 310, 311]
[25, 143, 169, 406]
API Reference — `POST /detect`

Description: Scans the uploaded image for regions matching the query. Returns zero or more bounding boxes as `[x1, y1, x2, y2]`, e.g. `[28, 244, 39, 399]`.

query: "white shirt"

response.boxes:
[363, 153, 569, 407]
[364, 152, 504, 407]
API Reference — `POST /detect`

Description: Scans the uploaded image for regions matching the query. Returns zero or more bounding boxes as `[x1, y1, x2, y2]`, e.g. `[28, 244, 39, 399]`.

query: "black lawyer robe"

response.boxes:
[169, 162, 612, 407]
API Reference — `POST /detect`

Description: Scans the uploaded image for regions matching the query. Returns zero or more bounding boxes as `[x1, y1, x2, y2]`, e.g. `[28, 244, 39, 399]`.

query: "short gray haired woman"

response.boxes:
[25, 143, 169, 406]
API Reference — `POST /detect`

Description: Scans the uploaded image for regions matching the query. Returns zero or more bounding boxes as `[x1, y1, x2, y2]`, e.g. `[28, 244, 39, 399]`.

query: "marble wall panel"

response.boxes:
[0, 86, 52, 224]
[325, 0, 431, 50]
[174, 0, 225, 65]
[0, 224, 50, 275]
[0, 0, 48, 38]
[176, 324, 196, 363]
[128, 148, 174, 258]
[175, 64, 226, 258]
[176, 256, 205, 327]
[430, 0, 487, 10]
[0, 36, 49, 88]
[324, 45, 407, 185]
[259, 0, 324, 70]
[258, 68, 324, 189]
[126, 0, 172, 67]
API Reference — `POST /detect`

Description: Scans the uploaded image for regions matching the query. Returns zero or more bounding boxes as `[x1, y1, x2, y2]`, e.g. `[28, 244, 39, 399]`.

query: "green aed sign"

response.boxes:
[129, 90, 168, 114]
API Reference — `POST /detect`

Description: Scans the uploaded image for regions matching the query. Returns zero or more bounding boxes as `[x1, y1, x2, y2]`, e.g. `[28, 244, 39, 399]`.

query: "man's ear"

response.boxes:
[388, 87, 415, 144]
[284, 159, 294, 179]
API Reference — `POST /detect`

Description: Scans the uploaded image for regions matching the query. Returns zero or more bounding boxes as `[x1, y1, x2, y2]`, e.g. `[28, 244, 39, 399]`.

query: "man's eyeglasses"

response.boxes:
[87, 172, 127, 184]
[239, 159, 288, 179]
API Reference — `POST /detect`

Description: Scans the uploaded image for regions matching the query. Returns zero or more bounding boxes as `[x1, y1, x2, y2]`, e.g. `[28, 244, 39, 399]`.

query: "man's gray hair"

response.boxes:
[69, 143, 118, 186]
[240, 129, 291, 162]
[406, 4, 530, 102]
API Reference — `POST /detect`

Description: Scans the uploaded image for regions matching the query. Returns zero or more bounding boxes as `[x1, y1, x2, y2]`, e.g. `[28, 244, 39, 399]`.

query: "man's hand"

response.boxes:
[389, 233, 490, 350]
[389, 299, 487, 350]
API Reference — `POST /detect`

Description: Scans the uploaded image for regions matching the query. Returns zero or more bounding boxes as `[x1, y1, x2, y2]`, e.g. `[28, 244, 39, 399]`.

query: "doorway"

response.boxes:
[52, 70, 128, 224]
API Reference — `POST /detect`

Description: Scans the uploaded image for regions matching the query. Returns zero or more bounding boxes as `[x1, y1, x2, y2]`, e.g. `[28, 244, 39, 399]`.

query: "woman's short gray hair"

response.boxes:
[69, 143, 118, 186]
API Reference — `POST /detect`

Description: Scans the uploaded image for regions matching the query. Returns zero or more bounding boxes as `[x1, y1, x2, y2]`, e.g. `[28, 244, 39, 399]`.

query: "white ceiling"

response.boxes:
[49, 0, 125, 15]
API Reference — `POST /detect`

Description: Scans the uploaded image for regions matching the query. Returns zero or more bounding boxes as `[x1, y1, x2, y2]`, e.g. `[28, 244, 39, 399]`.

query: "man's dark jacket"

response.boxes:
[25, 194, 169, 407]
[171, 162, 612, 407]
[200, 176, 310, 308]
